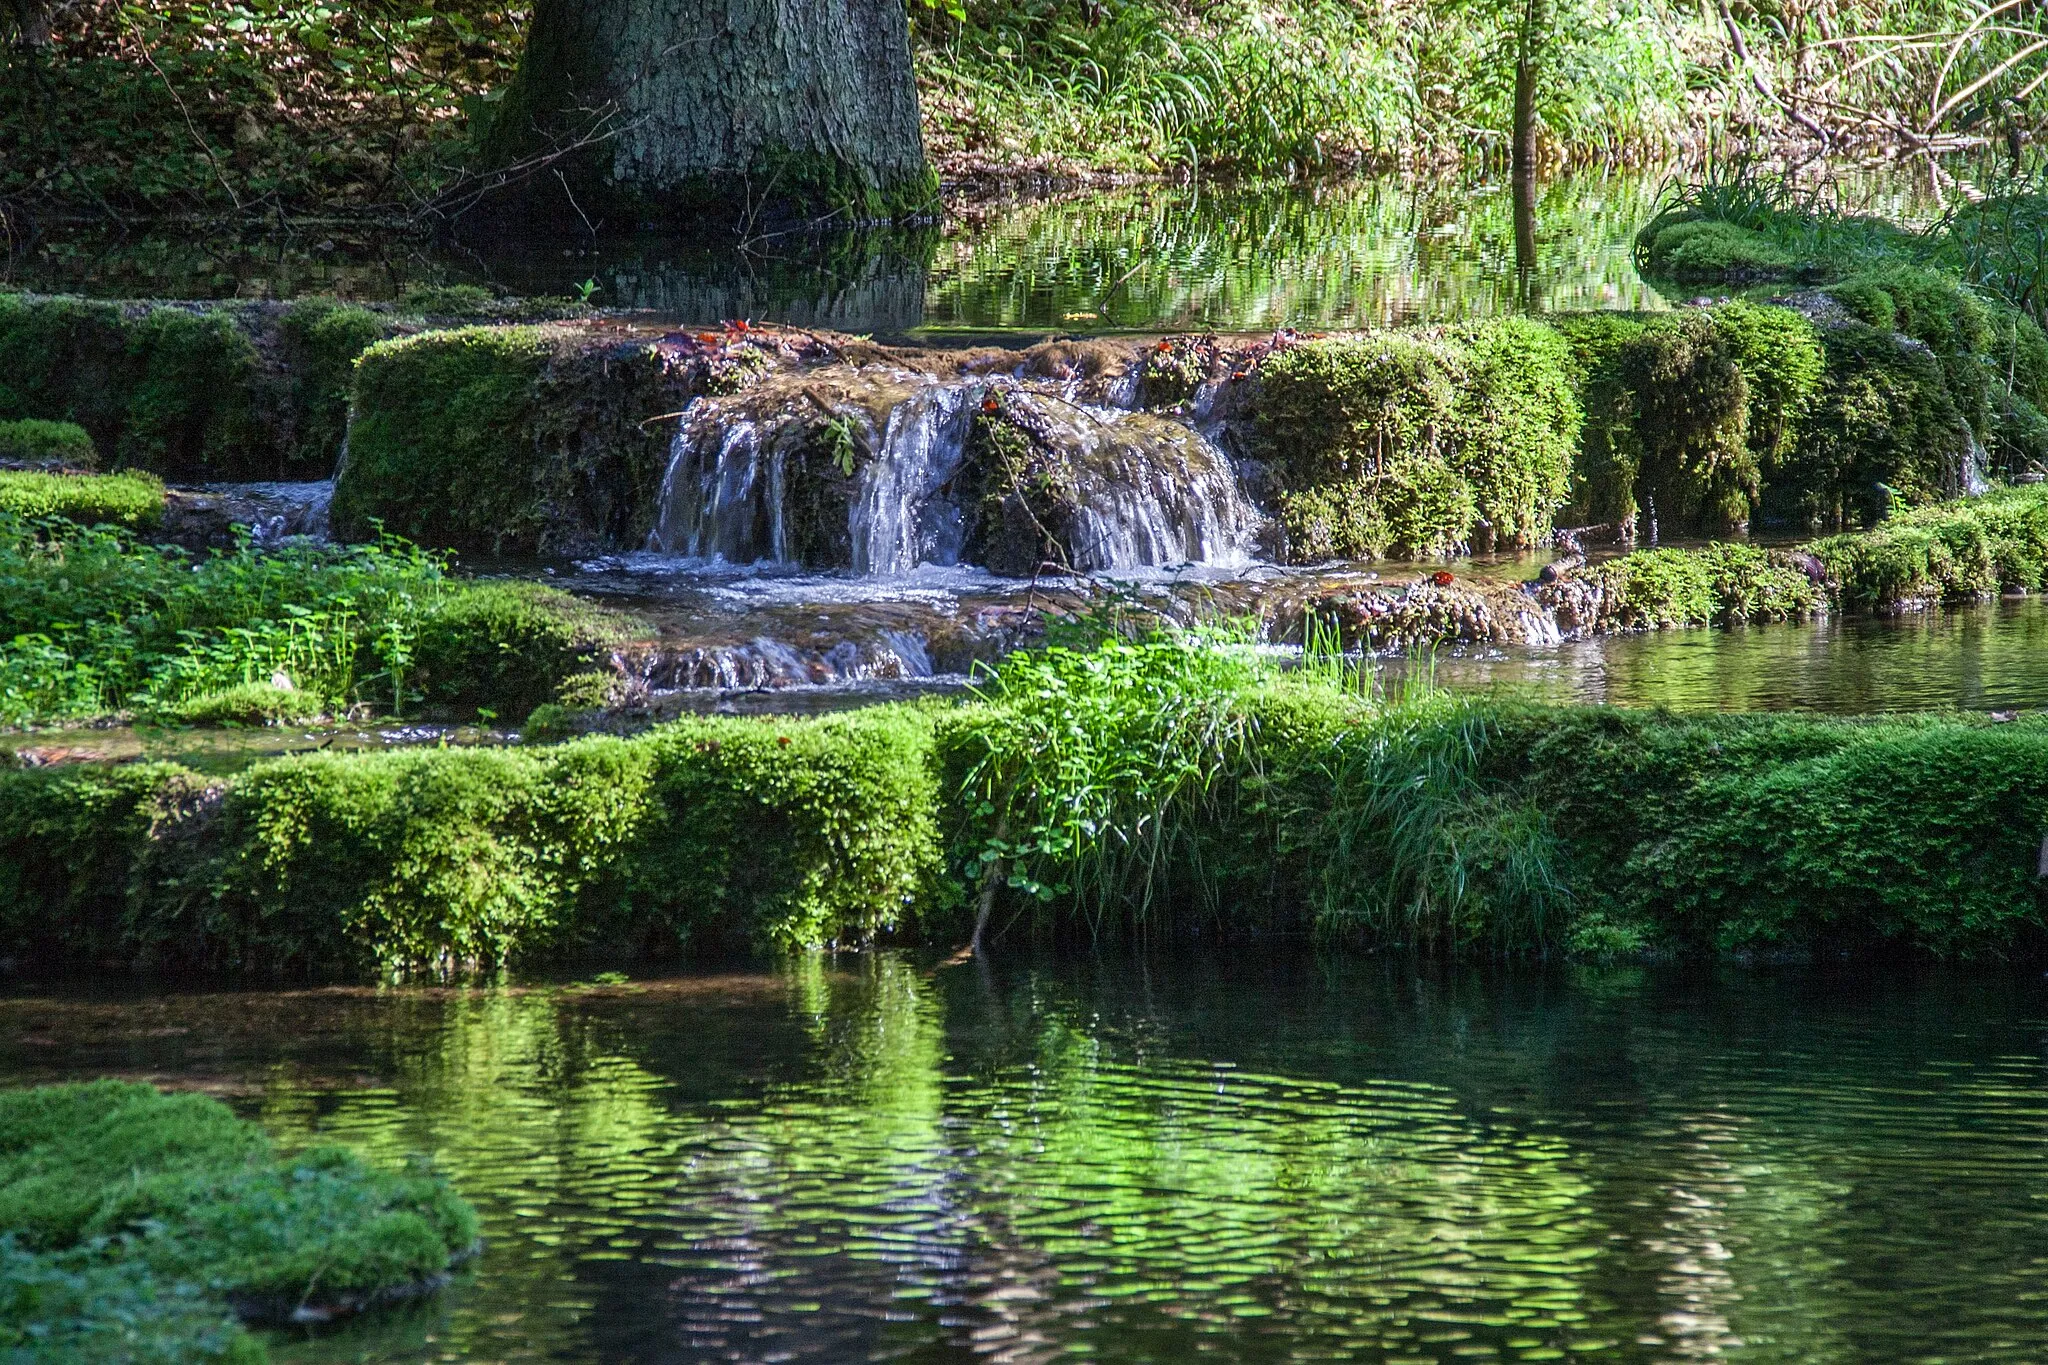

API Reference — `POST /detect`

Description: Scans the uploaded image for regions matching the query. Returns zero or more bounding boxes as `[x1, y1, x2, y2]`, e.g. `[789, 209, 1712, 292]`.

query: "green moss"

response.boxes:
[0, 294, 132, 459]
[1776, 321, 1972, 529]
[1638, 217, 1797, 279]
[1573, 543, 1822, 628]
[0, 294, 386, 481]
[1814, 482, 2048, 607]
[409, 580, 637, 718]
[1522, 709, 2048, 957]
[1709, 300, 1825, 470]
[1548, 305, 1821, 533]
[119, 309, 263, 478]
[170, 682, 325, 727]
[0, 708, 941, 971]
[0, 418, 97, 467]
[0, 470, 164, 529]
[1255, 321, 1579, 560]
[1547, 311, 1650, 524]
[0, 1080, 475, 1360]
[277, 298, 389, 476]
[334, 326, 688, 555]
[399, 284, 499, 316]
[332, 327, 551, 553]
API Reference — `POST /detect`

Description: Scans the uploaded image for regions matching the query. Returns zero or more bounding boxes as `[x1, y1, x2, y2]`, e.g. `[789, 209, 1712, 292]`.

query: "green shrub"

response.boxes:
[0, 418, 97, 468]
[0, 470, 164, 529]
[0, 1080, 475, 1360]
[0, 527, 641, 728]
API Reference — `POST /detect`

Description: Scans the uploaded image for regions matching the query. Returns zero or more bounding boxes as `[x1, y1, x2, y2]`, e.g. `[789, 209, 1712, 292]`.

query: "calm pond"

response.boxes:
[6, 953, 2048, 1363]
[6, 163, 1945, 334]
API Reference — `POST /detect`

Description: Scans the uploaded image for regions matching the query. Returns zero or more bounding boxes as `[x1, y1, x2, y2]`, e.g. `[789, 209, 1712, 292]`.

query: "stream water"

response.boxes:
[6, 952, 2048, 1364]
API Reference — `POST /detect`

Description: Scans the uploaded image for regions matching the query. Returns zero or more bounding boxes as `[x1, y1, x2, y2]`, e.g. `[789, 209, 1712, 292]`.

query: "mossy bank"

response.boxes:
[329, 296, 2046, 568]
[0, 290, 598, 485]
[5, 635, 2046, 973]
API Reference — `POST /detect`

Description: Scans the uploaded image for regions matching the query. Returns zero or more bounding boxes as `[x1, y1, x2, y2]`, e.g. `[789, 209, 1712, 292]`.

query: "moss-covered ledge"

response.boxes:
[331, 323, 711, 556]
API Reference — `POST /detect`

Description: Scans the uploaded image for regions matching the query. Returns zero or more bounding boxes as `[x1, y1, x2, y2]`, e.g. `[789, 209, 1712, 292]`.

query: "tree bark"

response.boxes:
[1510, 0, 1549, 303]
[7, 0, 52, 47]
[1510, 0, 1549, 191]
[483, 0, 930, 231]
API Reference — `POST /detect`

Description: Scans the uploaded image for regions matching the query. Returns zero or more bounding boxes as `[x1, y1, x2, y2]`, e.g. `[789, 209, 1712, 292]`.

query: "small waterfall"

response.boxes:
[653, 417, 784, 561]
[848, 385, 976, 574]
[1964, 434, 1993, 497]
[1009, 398, 1260, 572]
[650, 370, 1260, 576]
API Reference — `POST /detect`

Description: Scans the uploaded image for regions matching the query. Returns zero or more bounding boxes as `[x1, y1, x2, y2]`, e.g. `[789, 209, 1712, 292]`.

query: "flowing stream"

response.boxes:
[9, 953, 2048, 1364]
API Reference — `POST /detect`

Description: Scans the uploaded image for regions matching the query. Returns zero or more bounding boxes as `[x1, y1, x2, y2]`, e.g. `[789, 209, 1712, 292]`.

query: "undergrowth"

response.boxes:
[0, 518, 633, 728]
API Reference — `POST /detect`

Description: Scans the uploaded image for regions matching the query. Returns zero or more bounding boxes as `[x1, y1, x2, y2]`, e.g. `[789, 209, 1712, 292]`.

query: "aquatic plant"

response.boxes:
[0, 1080, 476, 1362]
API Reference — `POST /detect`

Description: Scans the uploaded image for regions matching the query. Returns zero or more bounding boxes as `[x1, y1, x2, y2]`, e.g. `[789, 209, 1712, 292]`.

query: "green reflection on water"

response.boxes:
[2, 956, 2047, 1363]
[1410, 595, 2048, 714]
[923, 170, 1668, 333]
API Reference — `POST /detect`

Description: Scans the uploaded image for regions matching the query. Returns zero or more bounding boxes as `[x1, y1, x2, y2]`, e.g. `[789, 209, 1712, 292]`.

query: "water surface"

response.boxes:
[6, 954, 2047, 1363]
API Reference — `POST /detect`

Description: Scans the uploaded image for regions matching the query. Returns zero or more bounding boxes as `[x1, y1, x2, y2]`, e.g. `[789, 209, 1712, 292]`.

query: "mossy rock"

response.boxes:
[1771, 322, 1972, 529]
[407, 579, 642, 718]
[0, 418, 97, 468]
[334, 325, 695, 556]
[1814, 482, 2048, 607]
[0, 1080, 476, 1358]
[1637, 217, 1798, 280]
[0, 469, 165, 529]
[169, 682, 326, 727]
[1252, 321, 1578, 560]
[0, 294, 396, 481]
[1551, 304, 1824, 534]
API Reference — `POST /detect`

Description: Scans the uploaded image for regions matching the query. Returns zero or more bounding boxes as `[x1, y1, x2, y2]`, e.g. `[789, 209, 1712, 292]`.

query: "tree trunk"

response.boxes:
[1510, 0, 1549, 303]
[1510, 0, 1549, 191]
[7, 0, 52, 47]
[481, 0, 930, 232]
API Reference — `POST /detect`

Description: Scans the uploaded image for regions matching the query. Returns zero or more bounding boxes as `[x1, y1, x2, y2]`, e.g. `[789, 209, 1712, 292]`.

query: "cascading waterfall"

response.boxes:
[847, 385, 977, 573]
[1963, 434, 1993, 497]
[653, 416, 783, 561]
[650, 370, 1262, 575]
[1010, 397, 1258, 572]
